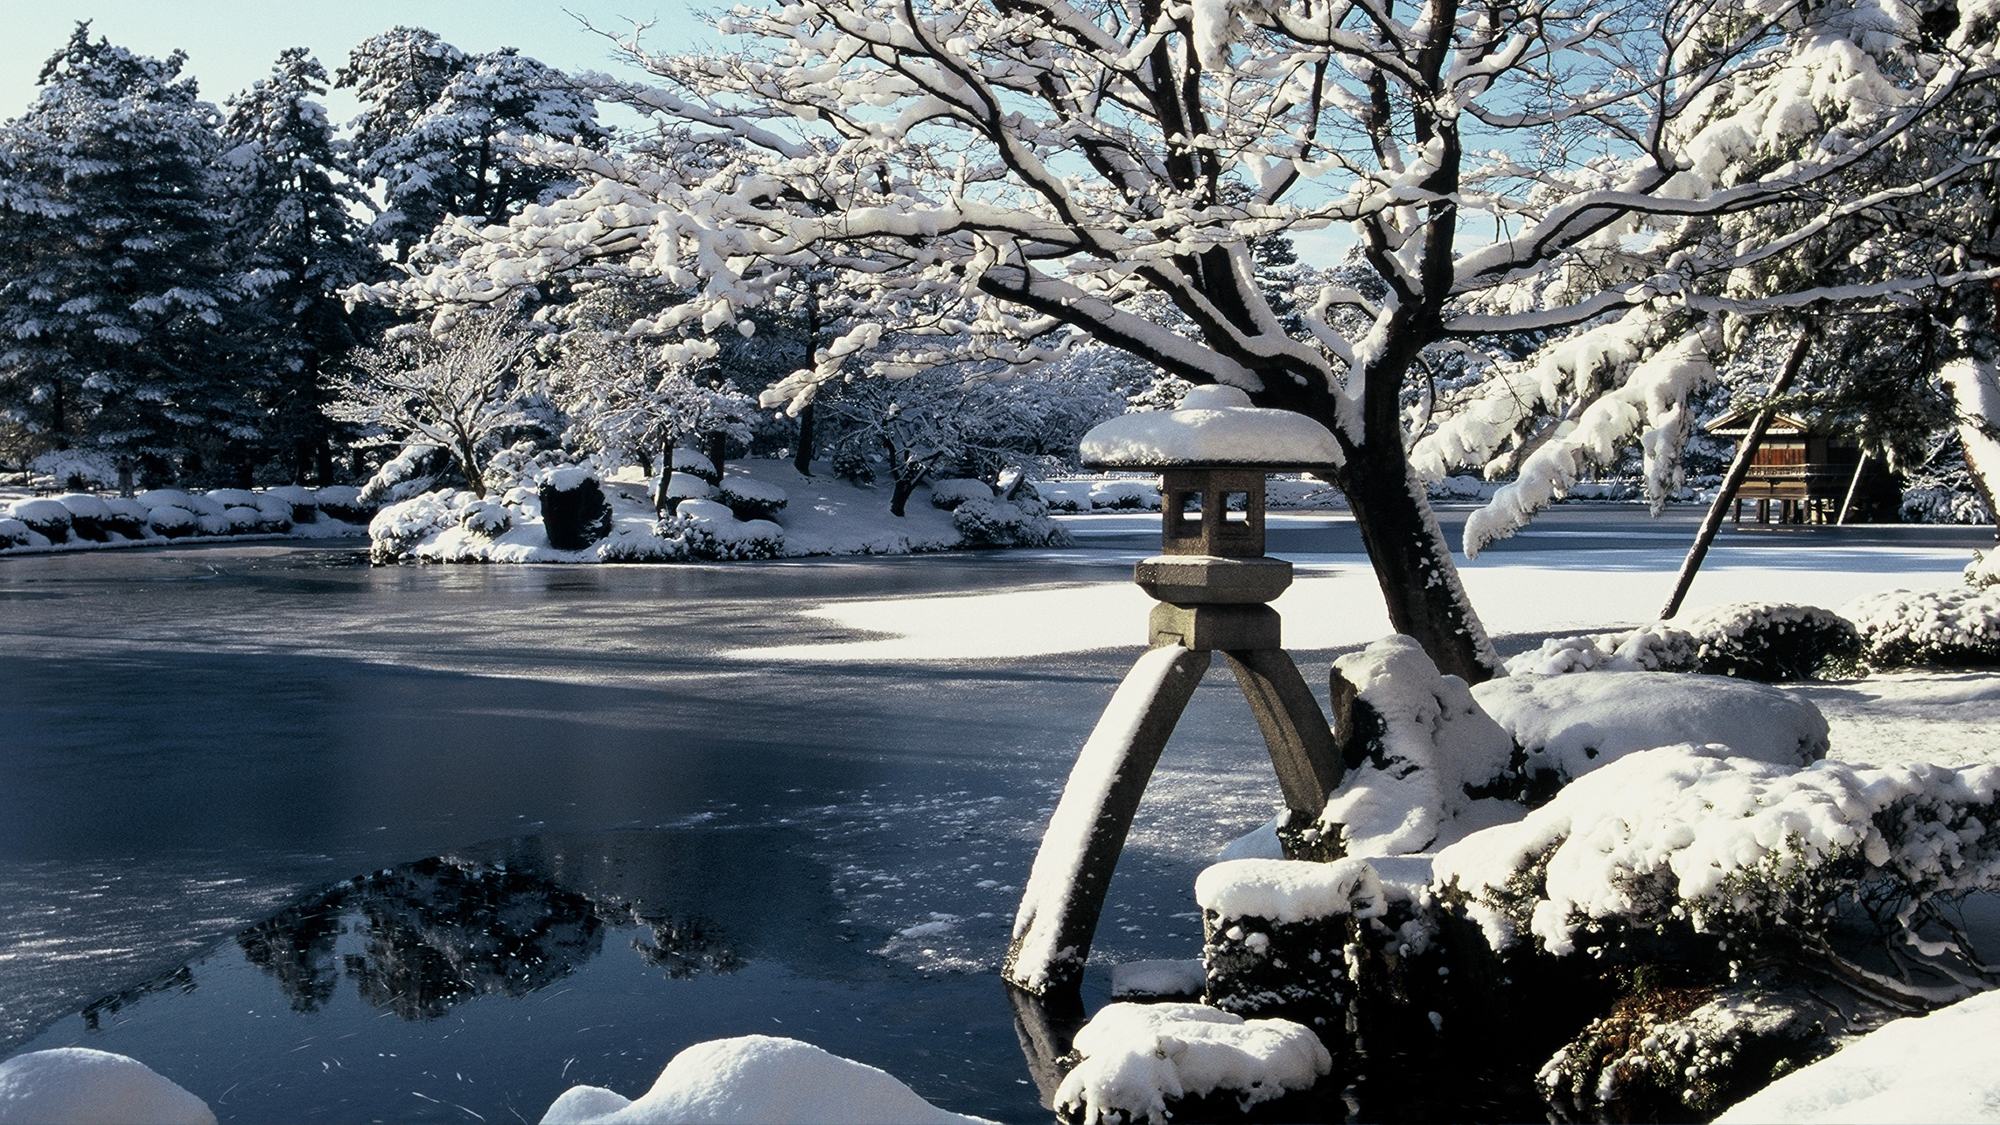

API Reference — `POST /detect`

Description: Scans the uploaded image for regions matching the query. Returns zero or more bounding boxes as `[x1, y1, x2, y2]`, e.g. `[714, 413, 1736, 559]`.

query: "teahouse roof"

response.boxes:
[1703, 408, 1815, 437]
[1079, 384, 1344, 471]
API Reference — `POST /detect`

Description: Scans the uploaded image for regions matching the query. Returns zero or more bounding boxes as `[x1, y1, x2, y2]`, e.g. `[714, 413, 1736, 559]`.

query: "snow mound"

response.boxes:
[1844, 586, 2000, 668]
[927, 478, 992, 510]
[1504, 622, 1698, 676]
[1713, 988, 2000, 1124]
[0, 1048, 214, 1125]
[536, 1035, 990, 1124]
[1432, 745, 2000, 957]
[1054, 1002, 1331, 1124]
[1195, 858, 1386, 925]
[1080, 385, 1343, 469]
[1318, 636, 1515, 855]
[1472, 672, 1828, 799]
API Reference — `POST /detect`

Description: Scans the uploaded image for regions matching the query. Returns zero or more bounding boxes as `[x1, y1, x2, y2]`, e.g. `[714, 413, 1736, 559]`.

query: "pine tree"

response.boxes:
[0, 24, 240, 482]
[221, 48, 378, 483]
[336, 28, 606, 261]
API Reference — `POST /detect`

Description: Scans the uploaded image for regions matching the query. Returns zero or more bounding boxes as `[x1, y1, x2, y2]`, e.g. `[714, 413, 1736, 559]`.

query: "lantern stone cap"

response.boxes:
[1079, 384, 1343, 470]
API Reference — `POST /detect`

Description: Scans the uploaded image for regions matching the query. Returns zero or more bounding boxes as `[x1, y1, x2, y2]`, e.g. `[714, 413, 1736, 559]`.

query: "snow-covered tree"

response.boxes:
[329, 311, 542, 497]
[221, 48, 378, 483]
[336, 28, 608, 261]
[360, 0, 2000, 682]
[0, 24, 240, 480]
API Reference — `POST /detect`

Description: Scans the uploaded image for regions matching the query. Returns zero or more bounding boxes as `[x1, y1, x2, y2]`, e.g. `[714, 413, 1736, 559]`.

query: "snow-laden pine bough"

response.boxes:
[348, 0, 2000, 687]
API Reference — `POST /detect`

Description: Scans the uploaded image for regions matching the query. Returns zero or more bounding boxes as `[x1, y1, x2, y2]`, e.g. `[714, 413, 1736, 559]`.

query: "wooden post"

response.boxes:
[1837, 451, 1870, 526]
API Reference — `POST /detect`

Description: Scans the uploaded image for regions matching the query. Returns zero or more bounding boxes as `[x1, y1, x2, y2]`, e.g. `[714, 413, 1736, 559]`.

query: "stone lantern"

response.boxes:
[1003, 384, 1348, 998]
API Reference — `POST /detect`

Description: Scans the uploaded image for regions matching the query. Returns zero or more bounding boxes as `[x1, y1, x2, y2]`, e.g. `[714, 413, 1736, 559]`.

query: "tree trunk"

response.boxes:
[705, 431, 727, 480]
[890, 473, 918, 517]
[457, 437, 487, 499]
[794, 401, 816, 476]
[653, 438, 673, 515]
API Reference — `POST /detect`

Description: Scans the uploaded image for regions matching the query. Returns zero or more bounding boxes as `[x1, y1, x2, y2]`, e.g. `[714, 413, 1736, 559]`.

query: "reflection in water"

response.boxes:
[237, 839, 746, 1021]
[81, 966, 196, 1032]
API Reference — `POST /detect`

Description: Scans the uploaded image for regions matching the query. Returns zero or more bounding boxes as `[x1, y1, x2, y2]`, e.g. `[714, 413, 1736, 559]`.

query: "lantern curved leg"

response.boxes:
[1003, 644, 1211, 995]
[1221, 648, 1344, 815]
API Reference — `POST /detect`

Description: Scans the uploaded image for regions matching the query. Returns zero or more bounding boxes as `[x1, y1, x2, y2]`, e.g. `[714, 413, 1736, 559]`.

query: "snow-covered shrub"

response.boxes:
[1035, 482, 1087, 511]
[1471, 673, 1827, 803]
[661, 499, 784, 560]
[1432, 745, 2000, 964]
[1427, 475, 1498, 501]
[28, 449, 118, 491]
[358, 444, 452, 508]
[0, 518, 33, 548]
[458, 500, 513, 540]
[136, 488, 195, 511]
[1680, 602, 1860, 681]
[1317, 636, 1516, 856]
[664, 470, 714, 511]
[539, 468, 612, 550]
[146, 506, 196, 539]
[597, 525, 690, 562]
[11, 498, 72, 542]
[951, 496, 1071, 548]
[249, 493, 294, 531]
[312, 485, 369, 523]
[1901, 482, 1993, 525]
[99, 497, 151, 538]
[183, 493, 226, 519]
[927, 477, 992, 510]
[55, 493, 112, 540]
[194, 513, 230, 536]
[207, 488, 258, 509]
[1088, 479, 1159, 509]
[0, 1047, 216, 1125]
[1504, 623, 1699, 676]
[369, 490, 476, 562]
[1968, 550, 2000, 590]
[264, 486, 320, 523]
[220, 505, 262, 533]
[717, 474, 788, 521]
[671, 446, 718, 483]
[1052, 1003, 1331, 1125]
[1842, 587, 2000, 668]
[538, 1035, 985, 1125]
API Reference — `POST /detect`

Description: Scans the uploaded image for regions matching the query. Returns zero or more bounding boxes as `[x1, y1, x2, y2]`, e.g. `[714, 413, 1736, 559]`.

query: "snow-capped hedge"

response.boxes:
[670, 447, 718, 483]
[1504, 623, 1699, 676]
[717, 473, 788, 521]
[926, 478, 992, 510]
[1842, 587, 2000, 668]
[2, 486, 366, 552]
[665, 499, 785, 560]
[1432, 744, 2000, 959]
[951, 496, 1070, 548]
[1506, 603, 1859, 682]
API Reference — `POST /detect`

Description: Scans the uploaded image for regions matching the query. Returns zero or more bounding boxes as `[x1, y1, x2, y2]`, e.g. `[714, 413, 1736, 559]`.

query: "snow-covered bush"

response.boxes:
[369, 490, 476, 562]
[54, 493, 112, 540]
[661, 499, 784, 560]
[1089, 479, 1159, 510]
[1317, 636, 1515, 856]
[0, 518, 33, 548]
[264, 486, 320, 523]
[357, 444, 453, 509]
[0, 1047, 215, 1125]
[1900, 482, 1993, 525]
[597, 525, 690, 563]
[1504, 623, 1700, 676]
[1471, 673, 1828, 803]
[1432, 745, 2000, 966]
[1681, 602, 1860, 681]
[195, 513, 230, 536]
[951, 496, 1071, 549]
[717, 474, 788, 521]
[99, 497, 151, 538]
[458, 500, 513, 540]
[312, 485, 370, 523]
[1968, 550, 2000, 590]
[145, 505, 196, 539]
[671, 446, 718, 483]
[28, 449, 118, 491]
[221, 506, 262, 533]
[11, 498, 72, 542]
[1427, 475, 1499, 501]
[664, 470, 714, 511]
[539, 468, 612, 550]
[538, 1035, 984, 1125]
[1053, 1003, 1331, 1125]
[1842, 587, 2000, 668]
[926, 477, 992, 510]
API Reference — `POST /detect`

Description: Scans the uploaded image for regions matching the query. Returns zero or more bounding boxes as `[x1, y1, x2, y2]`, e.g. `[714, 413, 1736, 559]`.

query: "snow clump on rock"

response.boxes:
[536, 1035, 990, 1124]
[0, 1047, 214, 1125]
[1053, 1002, 1331, 1124]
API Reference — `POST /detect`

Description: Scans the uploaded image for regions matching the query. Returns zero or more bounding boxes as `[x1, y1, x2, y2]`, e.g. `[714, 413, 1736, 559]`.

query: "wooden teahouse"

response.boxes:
[1705, 409, 1902, 524]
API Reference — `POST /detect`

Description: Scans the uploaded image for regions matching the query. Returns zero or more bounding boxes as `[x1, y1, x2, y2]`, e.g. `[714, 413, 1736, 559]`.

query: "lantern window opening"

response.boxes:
[1223, 493, 1249, 523]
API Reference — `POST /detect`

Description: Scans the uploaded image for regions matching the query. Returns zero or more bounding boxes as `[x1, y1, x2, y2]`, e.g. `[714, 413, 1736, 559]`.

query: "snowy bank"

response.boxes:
[538, 1036, 992, 1125]
[0, 1048, 213, 1125]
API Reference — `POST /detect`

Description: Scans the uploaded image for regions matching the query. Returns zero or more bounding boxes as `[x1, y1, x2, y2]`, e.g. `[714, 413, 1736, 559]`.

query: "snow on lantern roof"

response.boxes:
[1079, 384, 1343, 470]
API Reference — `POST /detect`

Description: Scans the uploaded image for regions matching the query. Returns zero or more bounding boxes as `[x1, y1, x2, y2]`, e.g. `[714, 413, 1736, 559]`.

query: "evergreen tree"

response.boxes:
[336, 27, 606, 261]
[221, 48, 378, 483]
[0, 24, 239, 481]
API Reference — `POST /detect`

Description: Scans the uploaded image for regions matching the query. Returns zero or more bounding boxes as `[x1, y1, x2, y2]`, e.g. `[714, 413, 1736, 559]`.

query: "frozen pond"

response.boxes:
[1, 509, 1991, 1121]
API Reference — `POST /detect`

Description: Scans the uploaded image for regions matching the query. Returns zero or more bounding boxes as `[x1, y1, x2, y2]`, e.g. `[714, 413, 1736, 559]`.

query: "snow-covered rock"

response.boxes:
[1317, 636, 1516, 855]
[1080, 385, 1343, 469]
[536, 1035, 989, 1124]
[1195, 858, 1387, 927]
[1713, 988, 2000, 1124]
[1472, 672, 1828, 800]
[1432, 744, 2000, 958]
[1195, 859, 1389, 1025]
[1844, 586, 2000, 668]
[0, 1047, 214, 1125]
[1053, 1002, 1331, 1124]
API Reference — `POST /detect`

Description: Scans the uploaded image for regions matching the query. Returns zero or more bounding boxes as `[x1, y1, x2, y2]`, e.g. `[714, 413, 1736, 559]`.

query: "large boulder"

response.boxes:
[540, 468, 612, 551]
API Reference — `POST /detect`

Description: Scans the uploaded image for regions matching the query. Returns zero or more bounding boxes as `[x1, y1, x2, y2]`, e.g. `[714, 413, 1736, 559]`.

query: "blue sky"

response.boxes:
[0, 1, 713, 121]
